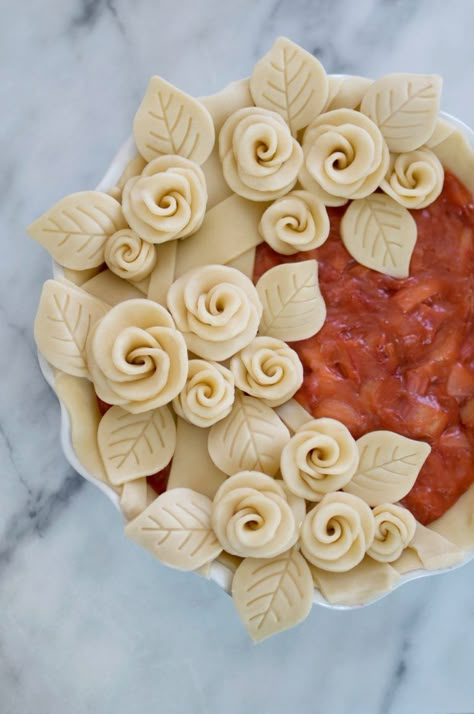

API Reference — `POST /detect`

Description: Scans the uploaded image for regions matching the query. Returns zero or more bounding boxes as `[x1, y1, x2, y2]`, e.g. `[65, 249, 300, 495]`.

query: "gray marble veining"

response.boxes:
[1, 1, 474, 712]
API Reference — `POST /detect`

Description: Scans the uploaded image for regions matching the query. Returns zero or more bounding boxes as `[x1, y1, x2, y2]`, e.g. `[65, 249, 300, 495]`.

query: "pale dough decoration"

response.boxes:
[430, 125, 474, 195]
[275, 399, 313, 433]
[219, 107, 303, 201]
[167, 418, 227, 499]
[104, 228, 157, 282]
[122, 155, 207, 245]
[310, 557, 400, 606]
[324, 75, 373, 112]
[211, 471, 299, 558]
[256, 260, 326, 342]
[394, 523, 465, 572]
[340, 193, 417, 279]
[230, 336, 303, 408]
[35, 279, 109, 378]
[133, 75, 215, 164]
[97, 405, 176, 485]
[380, 148, 444, 209]
[259, 190, 330, 255]
[167, 264, 262, 361]
[120, 478, 156, 521]
[367, 503, 416, 563]
[116, 154, 147, 191]
[299, 109, 389, 205]
[343, 431, 431, 506]
[147, 241, 177, 305]
[360, 73, 442, 152]
[226, 247, 256, 279]
[208, 392, 290, 476]
[280, 418, 359, 501]
[250, 36, 328, 134]
[173, 359, 235, 428]
[300, 492, 375, 572]
[429, 483, 474, 550]
[62, 266, 103, 287]
[87, 298, 188, 413]
[174, 194, 266, 278]
[54, 373, 109, 485]
[232, 547, 314, 642]
[28, 190, 127, 270]
[125, 488, 222, 571]
[425, 118, 455, 149]
[82, 270, 145, 305]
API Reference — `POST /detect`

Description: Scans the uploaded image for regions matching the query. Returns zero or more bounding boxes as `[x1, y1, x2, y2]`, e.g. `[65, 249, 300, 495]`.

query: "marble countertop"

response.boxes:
[2, 1, 474, 712]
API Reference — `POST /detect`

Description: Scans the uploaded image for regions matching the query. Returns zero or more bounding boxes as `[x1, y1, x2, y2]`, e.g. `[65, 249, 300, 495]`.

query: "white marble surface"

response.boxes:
[2, 1, 474, 712]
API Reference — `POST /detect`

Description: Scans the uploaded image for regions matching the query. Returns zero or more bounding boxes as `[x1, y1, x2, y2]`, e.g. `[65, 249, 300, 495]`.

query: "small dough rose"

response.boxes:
[367, 503, 416, 563]
[380, 148, 444, 209]
[167, 264, 262, 361]
[230, 336, 303, 407]
[219, 107, 303, 201]
[122, 155, 207, 244]
[211, 471, 300, 558]
[300, 492, 375, 572]
[299, 109, 389, 205]
[259, 190, 330, 255]
[87, 299, 188, 413]
[104, 228, 157, 281]
[280, 418, 359, 501]
[173, 359, 235, 428]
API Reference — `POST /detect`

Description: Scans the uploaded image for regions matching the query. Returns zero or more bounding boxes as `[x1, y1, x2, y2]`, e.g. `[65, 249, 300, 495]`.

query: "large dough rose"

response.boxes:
[167, 264, 262, 360]
[280, 418, 359, 501]
[211, 471, 300, 558]
[219, 107, 303, 201]
[367, 503, 416, 563]
[87, 299, 188, 413]
[122, 155, 207, 244]
[259, 190, 330, 255]
[104, 228, 157, 281]
[230, 336, 303, 407]
[300, 492, 375, 572]
[173, 359, 235, 427]
[380, 148, 444, 209]
[299, 108, 389, 205]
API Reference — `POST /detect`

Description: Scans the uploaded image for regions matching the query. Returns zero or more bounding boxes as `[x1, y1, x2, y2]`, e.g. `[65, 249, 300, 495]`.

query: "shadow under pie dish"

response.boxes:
[30, 37, 474, 641]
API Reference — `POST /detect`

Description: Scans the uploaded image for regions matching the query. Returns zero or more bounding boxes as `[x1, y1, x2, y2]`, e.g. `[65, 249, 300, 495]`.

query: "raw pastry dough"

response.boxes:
[429, 483, 474, 549]
[133, 75, 215, 164]
[173, 359, 235, 427]
[116, 154, 147, 191]
[167, 264, 262, 361]
[399, 523, 465, 571]
[35, 279, 109, 378]
[82, 269, 145, 305]
[344, 431, 431, 506]
[430, 125, 474, 195]
[250, 36, 328, 134]
[300, 492, 375, 572]
[275, 399, 313, 433]
[208, 392, 290, 476]
[226, 247, 256, 278]
[367, 503, 416, 563]
[122, 155, 207, 244]
[62, 266, 103, 287]
[126, 488, 222, 571]
[311, 557, 400, 606]
[97, 404, 176, 485]
[230, 336, 303, 407]
[147, 241, 177, 305]
[211, 471, 299, 558]
[120, 478, 156, 521]
[280, 418, 359, 501]
[324, 75, 373, 112]
[259, 190, 330, 255]
[381, 148, 444, 209]
[87, 299, 188, 413]
[299, 108, 389, 205]
[104, 228, 157, 281]
[219, 107, 303, 201]
[360, 73, 442, 152]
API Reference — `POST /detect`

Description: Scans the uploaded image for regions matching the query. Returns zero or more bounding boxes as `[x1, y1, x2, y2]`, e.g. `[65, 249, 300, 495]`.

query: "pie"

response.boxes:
[29, 37, 474, 641]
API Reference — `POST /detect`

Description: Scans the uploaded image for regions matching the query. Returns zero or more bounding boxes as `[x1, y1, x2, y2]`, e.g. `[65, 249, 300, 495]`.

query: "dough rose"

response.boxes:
[280, 418, 359, 501]
[122, 155, 207, 244]
[167, 264, 262, 360]
[300, 492, 375, 572]
[230, 336, 303, 407]
[173, 359, 235, 427]
[367, 503, 416, 563]
[259, 190, 330, 255]
[211, 471, 300, 558]
[104, 228, 157, 281]
[87, 299, 188, 413]
[380, 148, 444, 209]
[219, 107, 303, 201]
[299, 108, 389, 205]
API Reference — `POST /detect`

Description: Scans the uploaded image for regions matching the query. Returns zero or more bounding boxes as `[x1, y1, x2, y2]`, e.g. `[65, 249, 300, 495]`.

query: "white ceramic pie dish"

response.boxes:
[37, 109, 474, 611]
